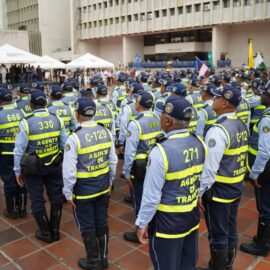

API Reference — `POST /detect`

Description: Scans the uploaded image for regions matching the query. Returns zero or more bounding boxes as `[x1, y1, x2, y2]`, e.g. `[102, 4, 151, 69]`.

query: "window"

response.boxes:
[94, 21, 97, 27]
[115, 0, 119, 5]
[110, 18, 113, 24]
[98, 3, 102, 9]
[162, 9, 167, 16]
[244, 0, 252, 5]
[233, 0, 241, 6]
[195, 4, 201, 12]
[213, 1, 220, 9]
[178, 6, 183, 14]
[128, 15, 132, 21]
[104, 19, 108, 25]
[155, 10, 159, 18]
[88, 22, 92, 28]
[109, 0, 113, 7]
[115, 17, 119, 23]
[88, 5, 91, 12]
[99, 20, 102, 26]
[104, 2, 107, 8]
[186, 5, 192, 13]
[121, 0, 125, 4]
[203, 3, 210, 11]
[223, 0, 230, 7]
[147, 12, 152, 20]
[140, 12, 145, 21]
[170, 8, 175, 16]
[134, 14, 139, 20]
[93, 4, 96, 10]
[121, 16, 125, 22]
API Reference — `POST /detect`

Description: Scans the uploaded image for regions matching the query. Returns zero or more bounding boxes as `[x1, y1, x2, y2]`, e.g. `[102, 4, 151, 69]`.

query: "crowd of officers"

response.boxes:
[0, 67, 269, 270]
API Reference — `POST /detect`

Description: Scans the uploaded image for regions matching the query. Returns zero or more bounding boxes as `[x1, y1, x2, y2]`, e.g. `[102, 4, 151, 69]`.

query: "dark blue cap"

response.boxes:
[259, 81, 270, 94]
[0, 88, 12, 101]
[163, 96, 193, 121]
[74, 98, 96, 117]
[30, 89, 47, 106]
[90, 76, 103, 86]
[200, 83, 216, 96]
[249, 78, 262, 88]
[49, 85, 63, 98]
[19, 83, 31, 94]
[236, 72, 248, 80]
[230, 81, 241, 90]
[160, 78, 174, 87]
[167, 83, 187, 97]
[208, 75, 221, 86]
[35, 81, 45, 91]
[63, 82, 73, 92]
[79, 89, 92, 98]
[190, 78, 200, 87]
[136, 91, 153, 108]
[129, 82, 144, 94]
[211, 85, 241, 107]
[97, 85, 108, 95]
[221, 72, 230, 83]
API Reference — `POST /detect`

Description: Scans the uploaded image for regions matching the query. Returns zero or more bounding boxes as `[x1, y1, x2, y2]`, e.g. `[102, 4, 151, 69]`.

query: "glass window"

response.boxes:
[195, 4, 201, 12]
[162, 9, 167, 16]
[178, 6, 183, 14]
[170, 8, 175, 15]
[155, 10, 159, 18]
[186, 5, 192, 13]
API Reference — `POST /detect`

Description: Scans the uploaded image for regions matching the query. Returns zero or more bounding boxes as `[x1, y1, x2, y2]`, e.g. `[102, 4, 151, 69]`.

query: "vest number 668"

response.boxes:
[183, 147, 199, 163]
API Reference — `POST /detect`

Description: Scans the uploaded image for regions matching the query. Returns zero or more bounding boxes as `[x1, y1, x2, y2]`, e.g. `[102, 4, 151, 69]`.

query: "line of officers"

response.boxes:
[0, 67, 269, 270]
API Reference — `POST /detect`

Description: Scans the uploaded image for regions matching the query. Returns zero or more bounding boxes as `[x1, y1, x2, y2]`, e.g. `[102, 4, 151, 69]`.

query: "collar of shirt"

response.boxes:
[34, 108, 48, 113]
[217, 111, 235, 121]
[1, 103, 15, 109]
[138, 110, 151, 117]
[80, 119, 95, 125]
[205, 99, 213, 106]
[165, 128, 189, 138]
[51, 100, 63, 105]
[263, 107, 270, 114]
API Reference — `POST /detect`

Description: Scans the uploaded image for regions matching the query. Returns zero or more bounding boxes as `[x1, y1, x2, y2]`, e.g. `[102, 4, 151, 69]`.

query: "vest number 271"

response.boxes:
[183, 147, 199, 163]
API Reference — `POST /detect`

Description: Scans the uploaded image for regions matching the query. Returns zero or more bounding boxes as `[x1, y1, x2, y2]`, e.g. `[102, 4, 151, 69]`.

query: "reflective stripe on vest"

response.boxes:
[200, 104, 217, 136]
[132, 113, 161, 160]
[126, 102, 138, 121]
[73, 122, 112, 199]
[189, 92, 204, 109]
[0, 105, 24, 154]
[153, 132, 206, 238]
[94, 103, 114, 130]
[251, 105, 266, 124]
[188, 107, 199, 133]
[24, 112, 62, 163]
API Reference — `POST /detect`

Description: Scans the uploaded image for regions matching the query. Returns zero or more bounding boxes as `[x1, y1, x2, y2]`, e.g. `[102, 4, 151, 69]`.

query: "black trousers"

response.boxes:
[203, 195, 240, 250]
[0, 155, 23, 194]
[74, 193, 110, 237]
[130, 159, 146, 216]
[24, 166, 64, 214]
[149, 230, 198, 270]
[255, 160, 270, 222]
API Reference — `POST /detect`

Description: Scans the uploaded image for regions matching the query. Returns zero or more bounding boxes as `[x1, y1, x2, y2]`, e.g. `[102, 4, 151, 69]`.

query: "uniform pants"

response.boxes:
[130, 159, 146, 216]
[202, 196, 240, 250]
[24, 166, 64, 214]
[74, 193, 110, 237]
[149, 230, 198, 270]
[255, 159, 270, 222]
[0, 155, 22, 194]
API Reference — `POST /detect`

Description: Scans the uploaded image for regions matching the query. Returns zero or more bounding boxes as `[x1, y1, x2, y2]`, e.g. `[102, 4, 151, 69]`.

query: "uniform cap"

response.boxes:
[49, 85, 63, 98]
[259, 81, 270, 95]
[0, 87, 12, 101]
[96, 85, 108, 95]
[30, 89, 47, 106]
[129, 82, 144, 94]
[167, 83, 187, 97]
[200, 83, 217, 96]
[74, 98, 96, 117]
[19, 83, 31, 94]
[136, 91, 153, 108]
[211, 85, 241, 107]
[163, 96, 193, 121]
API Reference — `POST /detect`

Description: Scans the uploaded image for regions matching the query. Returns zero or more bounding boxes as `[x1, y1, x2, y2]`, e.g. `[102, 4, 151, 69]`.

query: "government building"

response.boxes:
[70, 0, 270, 67]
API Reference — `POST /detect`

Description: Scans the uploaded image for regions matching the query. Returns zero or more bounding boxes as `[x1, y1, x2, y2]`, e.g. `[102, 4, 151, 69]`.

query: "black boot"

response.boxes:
[210, 248, 228, 270]
[50, 204, 62, 241]
[240, 220, 270, 256]
[97, 230, 109, 269]
[33, 212, 53, 243]
[226, 241, 237, 270]
[17, 188, 27, 218]
[3, 193, 18, 219]
[78, 234, 103, 270]
[123, 231, 139, 243]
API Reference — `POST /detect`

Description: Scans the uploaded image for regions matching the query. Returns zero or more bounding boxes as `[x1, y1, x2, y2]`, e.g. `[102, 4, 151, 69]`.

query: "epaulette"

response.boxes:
[135, 114, 144, 121]
[25, 113, 35, 119]
[97, 122, 105, 128]
[215, 116, 227, 124]
[71, 126, 82, 133]
[156, 133, 167, 143]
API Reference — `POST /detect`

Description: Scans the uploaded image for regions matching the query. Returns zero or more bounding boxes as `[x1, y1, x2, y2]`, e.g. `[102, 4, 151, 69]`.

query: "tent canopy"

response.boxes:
[0, 44, 43, 64]
[32, 55, 66, 69]
[67, 53, 114, 69]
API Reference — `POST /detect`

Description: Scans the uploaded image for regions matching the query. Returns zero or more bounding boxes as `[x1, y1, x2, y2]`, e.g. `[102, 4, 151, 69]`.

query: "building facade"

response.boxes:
[71, 0, 270, 67]
[5, 0, 71, 61]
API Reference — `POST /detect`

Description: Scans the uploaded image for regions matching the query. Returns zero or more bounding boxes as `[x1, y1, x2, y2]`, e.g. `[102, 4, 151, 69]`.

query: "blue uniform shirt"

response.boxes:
[122, 110, 151, 179]
[118, 104, 132, 145]
[135, 128, 188, 229]
[13, 108, 67, 176]
[196, 99, 213, 137]
[250, 107, 270, 179]
[62, 120, 118, 201]
[198, 112, 235, 197]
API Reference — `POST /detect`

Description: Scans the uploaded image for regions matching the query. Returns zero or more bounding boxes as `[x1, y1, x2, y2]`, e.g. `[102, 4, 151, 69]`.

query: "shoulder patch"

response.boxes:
[127, 130, 131, 137]
[65, 144, 70, 151]
[263, 126, 270, 133]
[208, 138, 216, 148]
